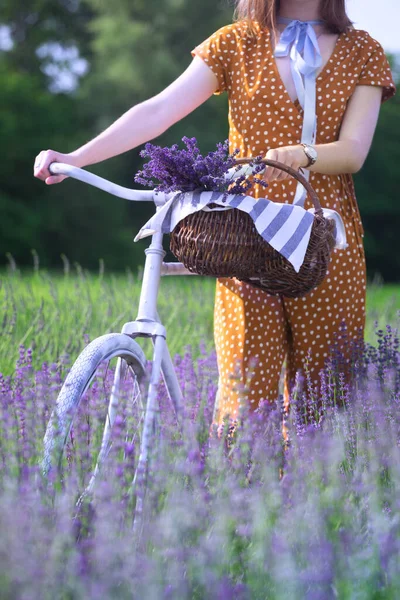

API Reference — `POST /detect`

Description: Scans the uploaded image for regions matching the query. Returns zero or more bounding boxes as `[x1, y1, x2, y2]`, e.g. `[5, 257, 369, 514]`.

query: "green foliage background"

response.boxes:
[0, 0, 399, 281]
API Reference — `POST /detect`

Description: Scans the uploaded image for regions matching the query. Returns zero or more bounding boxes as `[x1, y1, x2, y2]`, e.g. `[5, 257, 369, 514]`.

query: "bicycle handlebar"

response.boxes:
[49, 163, 155, 201]
[48, 161, 264, 202]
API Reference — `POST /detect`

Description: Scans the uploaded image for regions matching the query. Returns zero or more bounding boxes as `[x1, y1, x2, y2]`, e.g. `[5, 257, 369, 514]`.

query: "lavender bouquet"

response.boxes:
[134, 137, 267, 195]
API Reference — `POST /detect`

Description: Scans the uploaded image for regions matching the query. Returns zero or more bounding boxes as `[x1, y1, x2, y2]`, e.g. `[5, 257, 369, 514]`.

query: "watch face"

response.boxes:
[307, 145, 318, 161]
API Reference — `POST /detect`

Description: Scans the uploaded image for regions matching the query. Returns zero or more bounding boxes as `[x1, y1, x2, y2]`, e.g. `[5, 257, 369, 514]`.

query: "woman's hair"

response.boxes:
[234, 0, 353, 35]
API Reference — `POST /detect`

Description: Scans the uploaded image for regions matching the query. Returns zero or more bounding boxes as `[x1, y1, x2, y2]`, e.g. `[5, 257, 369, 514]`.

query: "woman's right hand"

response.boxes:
[33, 150, 81, 185]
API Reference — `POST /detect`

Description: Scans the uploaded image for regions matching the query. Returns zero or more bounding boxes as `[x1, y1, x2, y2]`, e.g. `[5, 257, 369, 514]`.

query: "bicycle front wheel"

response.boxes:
[42, 333, 148, 499]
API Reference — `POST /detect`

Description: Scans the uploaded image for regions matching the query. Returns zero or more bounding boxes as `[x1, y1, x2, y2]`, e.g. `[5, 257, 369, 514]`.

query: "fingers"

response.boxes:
[262, 146, 303, 183]
[33, 149, 65, 184]
[33, 150, 51, 180]
[263, 149, 288, 182]
[33, 151, 45, 178]
[45, 175, 67, 185]
[275, 169, 290, 182]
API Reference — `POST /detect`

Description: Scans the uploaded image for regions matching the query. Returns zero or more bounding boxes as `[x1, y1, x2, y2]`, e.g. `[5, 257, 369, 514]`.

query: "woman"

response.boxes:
[34, 0, 395, 426]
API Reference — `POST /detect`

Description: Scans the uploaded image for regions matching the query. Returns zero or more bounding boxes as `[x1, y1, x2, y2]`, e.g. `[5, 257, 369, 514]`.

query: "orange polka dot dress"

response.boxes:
[192, 21, 396, 425]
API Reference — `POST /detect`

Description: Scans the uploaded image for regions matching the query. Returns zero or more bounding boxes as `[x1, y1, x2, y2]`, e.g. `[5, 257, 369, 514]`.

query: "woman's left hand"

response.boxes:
[262, 145, 308, 182]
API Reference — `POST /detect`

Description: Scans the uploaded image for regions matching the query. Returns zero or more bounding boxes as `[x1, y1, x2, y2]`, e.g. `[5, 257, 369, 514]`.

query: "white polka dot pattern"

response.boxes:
[213, 239, 367, 424]
[191, 21, 395, 423]
[192, 22, 395, 176]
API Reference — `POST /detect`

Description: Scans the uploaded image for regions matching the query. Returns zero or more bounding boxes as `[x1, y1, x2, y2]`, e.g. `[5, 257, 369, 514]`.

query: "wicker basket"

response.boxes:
[170, 158, 336, 298]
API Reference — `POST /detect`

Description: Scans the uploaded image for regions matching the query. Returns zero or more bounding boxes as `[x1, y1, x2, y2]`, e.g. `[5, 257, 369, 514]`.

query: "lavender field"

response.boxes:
[1, 268, 400, 599]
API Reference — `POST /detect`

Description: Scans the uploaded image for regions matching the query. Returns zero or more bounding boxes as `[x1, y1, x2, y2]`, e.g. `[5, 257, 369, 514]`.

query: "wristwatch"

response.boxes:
[301, 143, 318, 168]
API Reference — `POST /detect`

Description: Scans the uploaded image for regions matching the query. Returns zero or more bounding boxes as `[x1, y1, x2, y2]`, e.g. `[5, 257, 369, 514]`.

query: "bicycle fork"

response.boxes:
[121, 231, 187, 531]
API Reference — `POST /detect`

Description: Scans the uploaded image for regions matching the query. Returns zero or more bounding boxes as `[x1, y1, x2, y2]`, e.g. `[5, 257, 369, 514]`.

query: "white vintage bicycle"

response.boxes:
[41, 159, 346, 529]
[40, 159, 265, 526]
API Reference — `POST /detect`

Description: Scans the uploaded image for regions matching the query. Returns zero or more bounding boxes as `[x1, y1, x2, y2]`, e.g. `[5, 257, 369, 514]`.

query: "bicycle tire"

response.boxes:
[42, 333, 147, 495]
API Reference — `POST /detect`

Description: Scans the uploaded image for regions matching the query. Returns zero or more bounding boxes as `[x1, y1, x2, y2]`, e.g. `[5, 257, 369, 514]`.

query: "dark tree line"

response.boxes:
[0, 0, 399, 281]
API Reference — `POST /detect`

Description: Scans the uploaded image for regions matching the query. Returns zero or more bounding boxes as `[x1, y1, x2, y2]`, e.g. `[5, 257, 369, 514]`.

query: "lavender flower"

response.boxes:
[0, 316, 399, 597]
[134, 137, 268, 196]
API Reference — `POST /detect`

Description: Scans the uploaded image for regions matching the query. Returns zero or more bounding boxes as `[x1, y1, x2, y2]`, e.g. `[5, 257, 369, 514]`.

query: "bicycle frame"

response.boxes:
[48, 163, 196, 513]
[49, 164, 192, 421]
[46, 160, 345, 528]
[50, 159, 347, 531]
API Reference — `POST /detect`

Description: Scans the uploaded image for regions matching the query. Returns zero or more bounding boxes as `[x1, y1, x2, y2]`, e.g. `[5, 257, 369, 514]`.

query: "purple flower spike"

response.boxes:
[134, 137, 265, 196]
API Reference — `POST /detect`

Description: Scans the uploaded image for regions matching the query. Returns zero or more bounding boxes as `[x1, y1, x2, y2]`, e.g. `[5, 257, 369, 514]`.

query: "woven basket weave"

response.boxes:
[169, 158, 336, 298]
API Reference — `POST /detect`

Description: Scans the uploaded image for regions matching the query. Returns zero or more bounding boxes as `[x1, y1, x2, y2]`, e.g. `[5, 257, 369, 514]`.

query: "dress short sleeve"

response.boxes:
[191, 25, 237, 95]
[357, 36, 396, 103]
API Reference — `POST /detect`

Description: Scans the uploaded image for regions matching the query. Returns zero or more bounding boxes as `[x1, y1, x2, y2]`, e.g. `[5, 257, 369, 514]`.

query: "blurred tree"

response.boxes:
[80, 0, 230, 112]
[0, 0, 399, 280]
[0, 58, 146, 271]
[0, 0, 94, 83]
[354, 90, 400, 282]
[77, 0, 232, 255]
[0, 0, 233, 271]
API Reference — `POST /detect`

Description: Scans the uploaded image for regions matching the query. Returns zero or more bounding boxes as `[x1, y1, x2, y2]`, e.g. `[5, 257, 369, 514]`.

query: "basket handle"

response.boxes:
[233, 157, 323, 216]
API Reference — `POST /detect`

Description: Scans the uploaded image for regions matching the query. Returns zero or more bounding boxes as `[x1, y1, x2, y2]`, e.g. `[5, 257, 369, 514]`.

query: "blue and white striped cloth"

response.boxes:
[134, 190, 342, 273]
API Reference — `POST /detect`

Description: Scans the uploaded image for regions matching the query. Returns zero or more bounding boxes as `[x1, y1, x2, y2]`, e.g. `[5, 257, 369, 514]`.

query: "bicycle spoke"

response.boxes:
[55, 355, 146, 503]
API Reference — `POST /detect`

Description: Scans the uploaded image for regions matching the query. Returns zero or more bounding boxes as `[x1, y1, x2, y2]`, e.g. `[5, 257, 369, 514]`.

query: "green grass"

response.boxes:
[0, 267, 215, 375]
[0, 266, 398, 375]
[365, 283, 399, 339]
[0, 267, 399, 596]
